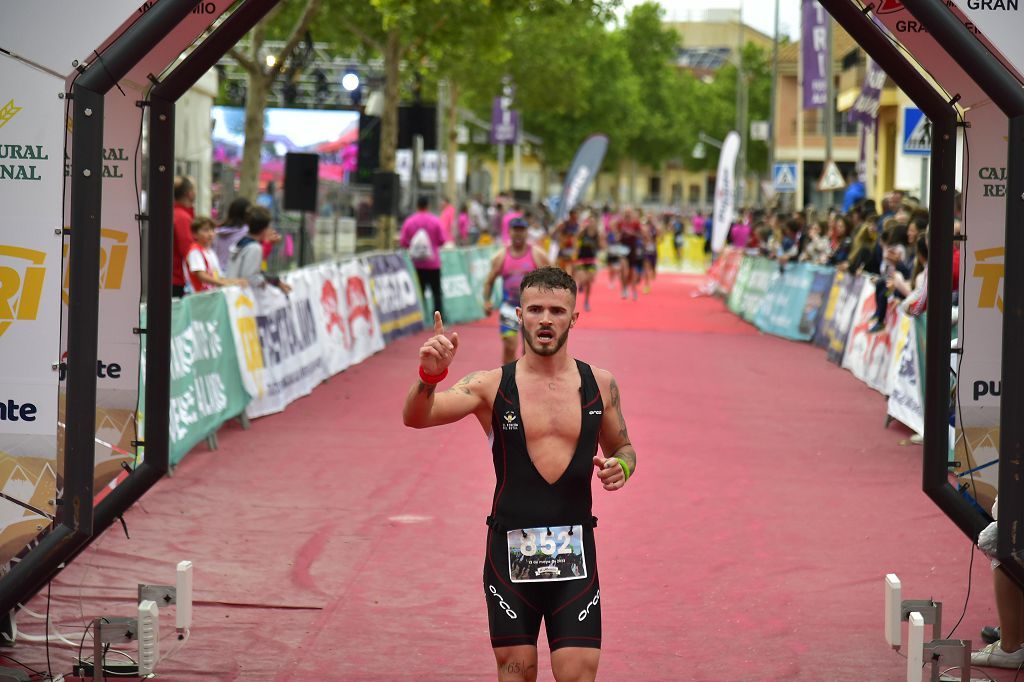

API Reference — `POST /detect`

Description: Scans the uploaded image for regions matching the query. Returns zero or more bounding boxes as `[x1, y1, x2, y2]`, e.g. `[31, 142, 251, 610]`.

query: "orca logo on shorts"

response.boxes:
[488, 584, 518, 620]
[578, 589, 600, 622]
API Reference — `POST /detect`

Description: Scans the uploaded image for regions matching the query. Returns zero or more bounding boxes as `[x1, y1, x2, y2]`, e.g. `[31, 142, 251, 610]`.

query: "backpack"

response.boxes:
[409, 227, 432, 261]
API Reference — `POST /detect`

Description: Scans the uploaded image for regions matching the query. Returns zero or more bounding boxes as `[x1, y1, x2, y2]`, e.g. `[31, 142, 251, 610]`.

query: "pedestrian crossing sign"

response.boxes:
[818, 160, 846, 192]
[902, 107, 931, 156]
[772, 162, 797, 193]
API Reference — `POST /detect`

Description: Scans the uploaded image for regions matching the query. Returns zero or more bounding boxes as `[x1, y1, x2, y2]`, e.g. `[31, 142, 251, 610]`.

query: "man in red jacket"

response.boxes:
[172, 176, 196, 297]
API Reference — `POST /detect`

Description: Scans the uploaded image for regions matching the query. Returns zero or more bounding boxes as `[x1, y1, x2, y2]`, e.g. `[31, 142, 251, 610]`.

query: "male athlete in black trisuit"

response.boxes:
[403, 267, 637, 682]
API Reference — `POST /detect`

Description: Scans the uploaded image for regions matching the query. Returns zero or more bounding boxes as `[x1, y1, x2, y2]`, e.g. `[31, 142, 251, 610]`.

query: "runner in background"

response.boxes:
[616, 209, 644, 301]
[552, 208, 581, 275]
[482, 218, 550, 364]
[604, 212, 626, 290]
[642, 213, 661, 294]
[574, 214, 604, 312]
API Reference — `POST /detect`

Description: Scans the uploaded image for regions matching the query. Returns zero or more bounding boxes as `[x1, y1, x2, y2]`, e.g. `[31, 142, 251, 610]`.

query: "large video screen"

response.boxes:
[212, 106, 360, 184]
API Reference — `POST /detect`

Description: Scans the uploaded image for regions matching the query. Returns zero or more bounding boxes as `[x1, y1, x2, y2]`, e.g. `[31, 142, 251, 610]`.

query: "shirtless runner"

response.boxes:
[403, 267, 637, 682]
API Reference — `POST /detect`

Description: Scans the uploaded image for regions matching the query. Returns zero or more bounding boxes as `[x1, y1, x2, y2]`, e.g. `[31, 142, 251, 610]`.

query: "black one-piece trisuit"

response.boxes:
[483, 359, 604, 651]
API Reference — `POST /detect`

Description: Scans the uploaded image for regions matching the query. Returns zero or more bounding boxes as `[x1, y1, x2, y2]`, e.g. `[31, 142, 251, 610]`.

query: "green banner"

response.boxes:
[168, 292, 250, 466]
[727, 257, 753, 315]
[437, 249, 483, 324]
[739, 258, 778, 322]
[465, 245, 503, 310]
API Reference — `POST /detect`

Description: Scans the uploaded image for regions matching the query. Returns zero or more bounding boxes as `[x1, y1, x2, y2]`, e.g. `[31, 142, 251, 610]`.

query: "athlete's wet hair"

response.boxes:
[520, 266, 577, 299]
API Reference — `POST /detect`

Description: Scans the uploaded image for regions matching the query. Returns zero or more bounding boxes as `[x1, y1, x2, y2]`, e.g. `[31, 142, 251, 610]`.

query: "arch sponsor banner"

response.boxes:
[0, 56, 65, 565]
[365, 252, 425, 342]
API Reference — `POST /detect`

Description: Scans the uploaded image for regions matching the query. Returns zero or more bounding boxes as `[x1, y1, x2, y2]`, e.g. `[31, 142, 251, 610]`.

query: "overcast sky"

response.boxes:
[619, 0, 803, 41]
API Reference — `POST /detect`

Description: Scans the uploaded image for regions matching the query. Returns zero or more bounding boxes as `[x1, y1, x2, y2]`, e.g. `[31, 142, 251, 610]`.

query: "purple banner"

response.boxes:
[490, 96, 519, 145]
[802, 0, 828, 110]
[848, 58, 886, 127]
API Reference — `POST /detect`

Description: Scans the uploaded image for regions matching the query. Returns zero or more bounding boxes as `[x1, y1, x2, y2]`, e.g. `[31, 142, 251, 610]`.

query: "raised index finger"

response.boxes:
[433, 310, 445, 336]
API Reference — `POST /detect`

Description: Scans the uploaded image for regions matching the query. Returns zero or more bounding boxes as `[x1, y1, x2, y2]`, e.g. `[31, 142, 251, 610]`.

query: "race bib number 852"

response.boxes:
[507, 525, 587, 583]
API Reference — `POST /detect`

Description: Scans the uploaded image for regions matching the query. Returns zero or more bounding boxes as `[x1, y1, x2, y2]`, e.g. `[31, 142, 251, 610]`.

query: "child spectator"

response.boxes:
[185, 216, 247, 293]
[799, 221, 831, 264]
[227, 206, 292, 295]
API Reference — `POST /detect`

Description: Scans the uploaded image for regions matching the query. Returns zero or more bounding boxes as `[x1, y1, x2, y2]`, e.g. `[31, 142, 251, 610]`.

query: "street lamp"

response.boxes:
[692, 131, 724, 159]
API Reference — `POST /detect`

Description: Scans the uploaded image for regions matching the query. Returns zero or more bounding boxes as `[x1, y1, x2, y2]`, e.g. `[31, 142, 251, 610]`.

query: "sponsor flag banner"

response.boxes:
[801, 0, 829, 109]
[0, 56, 66, 564]
[711, 132, 741, 253]
[842, 288, 900, 394]
[168, 292, 249, 466]
[556, 135, 608, 223]
[337, 259, 386, 365]
[366, 252, 425, 342]
[887, 312, 925, 436]
[825, 273, 865, 365]
[437, 249, 482, 324]
[848, 58, 886, 127]
[754, 264, 817, 340]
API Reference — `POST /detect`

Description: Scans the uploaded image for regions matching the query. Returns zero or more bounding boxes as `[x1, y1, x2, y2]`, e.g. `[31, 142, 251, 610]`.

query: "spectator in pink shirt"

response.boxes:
[439, 196, 456, 244]
[400, 196, 447, 318]
[501, 202, 523, 245]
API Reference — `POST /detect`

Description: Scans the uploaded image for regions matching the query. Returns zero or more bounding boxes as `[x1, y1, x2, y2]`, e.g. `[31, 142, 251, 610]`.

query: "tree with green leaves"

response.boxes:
[227, 0, 323, 200]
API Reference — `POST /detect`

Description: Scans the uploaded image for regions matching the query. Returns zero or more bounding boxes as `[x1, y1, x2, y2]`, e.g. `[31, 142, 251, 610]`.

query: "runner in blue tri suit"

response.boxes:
[403, 267, 638, 682]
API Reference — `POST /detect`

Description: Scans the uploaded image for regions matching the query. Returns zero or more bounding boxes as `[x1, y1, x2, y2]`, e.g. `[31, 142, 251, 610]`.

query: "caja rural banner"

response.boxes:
[58, 0, 238, 492]
[0, 56, 66, 565]
[365, 252, 425, 342]
[166, 293, 250, 467]
[887, 313, 926, 436]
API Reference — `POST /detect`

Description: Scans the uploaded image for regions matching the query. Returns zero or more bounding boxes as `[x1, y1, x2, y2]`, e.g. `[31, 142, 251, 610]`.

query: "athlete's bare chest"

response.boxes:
[516, 377, 582, 442]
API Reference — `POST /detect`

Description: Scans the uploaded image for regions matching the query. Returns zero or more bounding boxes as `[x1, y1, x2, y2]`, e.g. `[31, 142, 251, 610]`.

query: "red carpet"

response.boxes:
[12, 270, 1003, 680]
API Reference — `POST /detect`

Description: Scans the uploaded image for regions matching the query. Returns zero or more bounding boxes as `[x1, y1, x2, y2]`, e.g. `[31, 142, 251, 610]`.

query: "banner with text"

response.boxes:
[168, 293, 249, 466]
[366, 252, 424, 343]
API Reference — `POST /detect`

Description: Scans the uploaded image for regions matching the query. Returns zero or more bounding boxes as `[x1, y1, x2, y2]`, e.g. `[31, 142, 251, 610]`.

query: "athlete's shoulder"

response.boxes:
[588, 365, 617, 392]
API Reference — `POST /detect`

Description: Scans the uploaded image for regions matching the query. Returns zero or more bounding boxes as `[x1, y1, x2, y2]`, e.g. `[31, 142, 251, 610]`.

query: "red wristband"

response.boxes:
[419, 366, 448, 385]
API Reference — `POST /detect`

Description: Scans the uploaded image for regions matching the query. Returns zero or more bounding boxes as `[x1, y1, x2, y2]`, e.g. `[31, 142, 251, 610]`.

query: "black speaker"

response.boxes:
[398, 104, 437, 150]
[356, 114, 380, 184]
[372, 171, 400, 217]
[283, 152, 319, 212]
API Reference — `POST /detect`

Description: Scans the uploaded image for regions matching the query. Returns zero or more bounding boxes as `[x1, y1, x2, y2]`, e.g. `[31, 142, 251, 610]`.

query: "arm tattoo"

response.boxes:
[609, 379, 636, 474]
[416, 381, 436, 397]
[448, 371, 482, 396]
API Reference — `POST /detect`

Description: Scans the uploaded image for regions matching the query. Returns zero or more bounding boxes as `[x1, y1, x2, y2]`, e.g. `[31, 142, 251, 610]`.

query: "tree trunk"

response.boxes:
[239, 72, 269, 201]
[380, 27, 401, 173]
[445, 80, 459, 208]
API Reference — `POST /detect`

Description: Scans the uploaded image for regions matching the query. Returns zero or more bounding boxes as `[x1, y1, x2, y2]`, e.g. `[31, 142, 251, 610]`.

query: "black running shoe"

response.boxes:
[982, 625, 1001, 645]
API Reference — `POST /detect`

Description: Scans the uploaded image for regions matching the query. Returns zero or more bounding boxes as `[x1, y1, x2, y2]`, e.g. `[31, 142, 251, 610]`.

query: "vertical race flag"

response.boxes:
[711, 131, 741, 253]
[848, 58, 886, 127]
[801, 0, 828, 110]
[555, 134, 609, 223]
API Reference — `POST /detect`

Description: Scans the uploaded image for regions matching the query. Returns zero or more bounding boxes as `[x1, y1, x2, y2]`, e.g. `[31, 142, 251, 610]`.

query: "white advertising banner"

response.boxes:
[949, 0, 1024, 83]
[841, 284, 899, 394]
[307, 264, 355, 377]
[711, 131, 741, 253]
[337, 260, 386, 365]
[887, 312, 924, 436]
[955, 103, 1005, 500]
[0, 1, 142, 77]
[0, 56, 66, 563]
